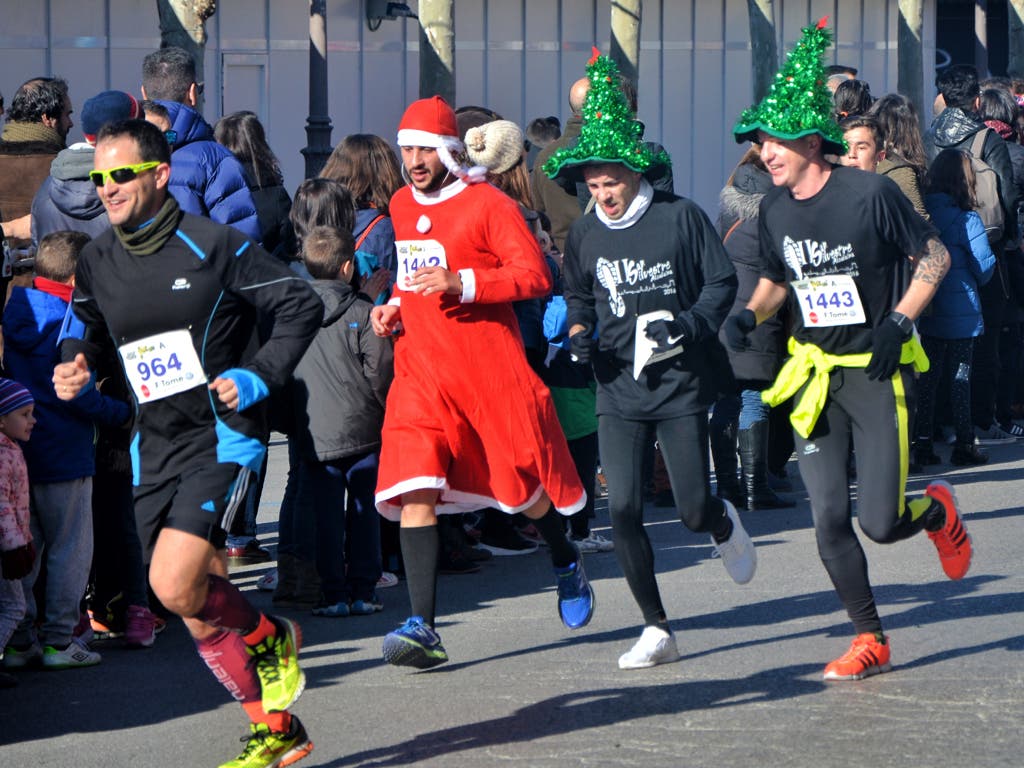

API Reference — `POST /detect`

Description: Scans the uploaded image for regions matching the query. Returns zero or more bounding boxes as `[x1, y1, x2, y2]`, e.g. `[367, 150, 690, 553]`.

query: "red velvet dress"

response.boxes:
[375, 179, 586, 521]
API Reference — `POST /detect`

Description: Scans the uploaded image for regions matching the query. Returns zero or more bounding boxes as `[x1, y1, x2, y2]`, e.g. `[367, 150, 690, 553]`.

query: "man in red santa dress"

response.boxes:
[370, 96, 594, 669]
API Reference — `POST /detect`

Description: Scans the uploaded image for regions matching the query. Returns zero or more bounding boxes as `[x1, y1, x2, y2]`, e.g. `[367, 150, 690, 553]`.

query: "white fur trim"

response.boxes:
[434, 139, 486, 185]
[458, 269, 476, 303]
[374, 479, 585, 521]
[411, 178, 468, 205]
[397, 129, 457, 149]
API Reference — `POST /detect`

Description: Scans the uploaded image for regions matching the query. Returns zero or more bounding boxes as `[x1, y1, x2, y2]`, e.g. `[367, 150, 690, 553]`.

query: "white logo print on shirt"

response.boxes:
[171, 278, 191, 291]
[782, 236, 859, 279]
[595, 256, 675, 317]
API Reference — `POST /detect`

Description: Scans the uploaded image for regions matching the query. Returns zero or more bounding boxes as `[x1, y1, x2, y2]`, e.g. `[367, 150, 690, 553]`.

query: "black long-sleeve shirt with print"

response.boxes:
[563, 192, 737, 419]
[64, 212, 322, 484]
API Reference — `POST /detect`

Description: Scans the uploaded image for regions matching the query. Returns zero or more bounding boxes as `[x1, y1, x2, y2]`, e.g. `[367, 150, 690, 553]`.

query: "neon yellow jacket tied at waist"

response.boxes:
[761, 335, 929, 438]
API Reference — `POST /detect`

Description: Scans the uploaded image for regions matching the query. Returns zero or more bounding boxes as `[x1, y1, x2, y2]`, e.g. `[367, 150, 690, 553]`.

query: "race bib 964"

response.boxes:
[119, 329, 206, 403]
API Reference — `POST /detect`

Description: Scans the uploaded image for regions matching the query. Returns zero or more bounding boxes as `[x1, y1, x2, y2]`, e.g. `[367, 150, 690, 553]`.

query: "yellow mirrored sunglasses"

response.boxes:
[89, 161, 160, 187]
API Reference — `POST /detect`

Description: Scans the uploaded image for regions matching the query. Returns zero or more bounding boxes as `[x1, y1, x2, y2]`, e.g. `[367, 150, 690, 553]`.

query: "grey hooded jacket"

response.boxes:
[30, 143, 109, 247]
[289, 280, 394, 463]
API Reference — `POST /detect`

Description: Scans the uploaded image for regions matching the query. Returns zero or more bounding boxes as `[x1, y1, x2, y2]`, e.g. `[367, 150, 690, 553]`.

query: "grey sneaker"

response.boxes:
[975, 424, 1016, 445]
[3, 642, 43, 669]
[711, 500, 756, 584]
[570, 531, 615, 553]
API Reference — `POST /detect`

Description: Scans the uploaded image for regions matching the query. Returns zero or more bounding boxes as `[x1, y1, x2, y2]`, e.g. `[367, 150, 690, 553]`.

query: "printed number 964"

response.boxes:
[137, 354, 183, 381]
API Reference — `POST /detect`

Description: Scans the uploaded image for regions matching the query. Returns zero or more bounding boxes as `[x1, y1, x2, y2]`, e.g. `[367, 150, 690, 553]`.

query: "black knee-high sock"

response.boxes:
[530, 506, 579, 568]
[400, 526, 439, 626]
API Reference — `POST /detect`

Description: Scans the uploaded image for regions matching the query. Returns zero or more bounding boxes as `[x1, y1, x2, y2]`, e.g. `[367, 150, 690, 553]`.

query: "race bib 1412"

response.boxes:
[394, 240, 447, 291]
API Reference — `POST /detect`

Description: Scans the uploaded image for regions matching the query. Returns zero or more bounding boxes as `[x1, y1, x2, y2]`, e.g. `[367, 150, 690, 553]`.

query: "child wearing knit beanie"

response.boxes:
[0, 377, 35, 687]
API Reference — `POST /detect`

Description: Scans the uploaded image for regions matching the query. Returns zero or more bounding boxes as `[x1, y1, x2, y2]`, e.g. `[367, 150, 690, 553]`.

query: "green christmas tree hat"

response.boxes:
[733, 17, 846, 155]
[544, 48, 671, 181]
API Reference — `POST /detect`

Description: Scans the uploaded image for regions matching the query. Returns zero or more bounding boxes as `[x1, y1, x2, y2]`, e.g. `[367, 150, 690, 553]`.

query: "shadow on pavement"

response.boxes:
[323, 663, 825, 767]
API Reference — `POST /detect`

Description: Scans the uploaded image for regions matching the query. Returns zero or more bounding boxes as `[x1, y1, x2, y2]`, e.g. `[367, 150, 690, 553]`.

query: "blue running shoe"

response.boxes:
[554, 558, 594, 629]
[382, 616, 449, 669]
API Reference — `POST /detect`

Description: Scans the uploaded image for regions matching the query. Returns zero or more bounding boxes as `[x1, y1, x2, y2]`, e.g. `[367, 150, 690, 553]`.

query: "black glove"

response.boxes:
[1, 542, 36, 581]
[865, 313, 912, 381]
[568, 331, 596, 365]
[644, 318, 687, 355]
[723, 309, 757, 351]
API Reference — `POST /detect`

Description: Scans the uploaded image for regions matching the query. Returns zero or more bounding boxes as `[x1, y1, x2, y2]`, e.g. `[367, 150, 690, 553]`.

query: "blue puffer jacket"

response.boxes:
[919, 193, 995, 339]
[2, 286, 131, 483]
[159, 100, 261, 242]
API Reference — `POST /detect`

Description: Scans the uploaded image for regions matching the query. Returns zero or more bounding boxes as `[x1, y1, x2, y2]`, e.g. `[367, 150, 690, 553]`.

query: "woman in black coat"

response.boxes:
[710, 148, 793, 510]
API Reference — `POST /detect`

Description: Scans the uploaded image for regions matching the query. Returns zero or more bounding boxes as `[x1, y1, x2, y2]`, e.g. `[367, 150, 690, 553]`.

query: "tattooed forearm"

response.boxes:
[911, 237, 950, 285]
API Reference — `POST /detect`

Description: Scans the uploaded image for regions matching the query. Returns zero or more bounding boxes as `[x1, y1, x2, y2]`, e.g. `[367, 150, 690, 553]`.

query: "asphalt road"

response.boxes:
[2, 437, 1022, 767]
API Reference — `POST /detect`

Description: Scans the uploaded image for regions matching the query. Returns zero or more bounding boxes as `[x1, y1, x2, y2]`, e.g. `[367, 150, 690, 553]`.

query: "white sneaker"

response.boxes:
[712, 500, 756, 584]
[571, 532, 615, 553]
[42, 643, 101, 669]
[618, 626, 681, 669]
[376, 571, 400, 589]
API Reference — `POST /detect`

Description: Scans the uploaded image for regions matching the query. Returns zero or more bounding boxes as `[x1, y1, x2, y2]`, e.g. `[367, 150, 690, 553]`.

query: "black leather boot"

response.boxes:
[709, 419, 744, 508]
[739, 421, 795, 510]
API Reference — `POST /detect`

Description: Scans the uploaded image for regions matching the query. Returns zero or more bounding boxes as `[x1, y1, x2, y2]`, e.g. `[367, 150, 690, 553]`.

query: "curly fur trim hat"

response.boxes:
[464, 120, 524, 174]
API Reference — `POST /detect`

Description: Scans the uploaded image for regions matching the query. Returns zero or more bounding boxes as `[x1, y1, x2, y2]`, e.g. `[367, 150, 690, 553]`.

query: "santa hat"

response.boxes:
[396, 96, 487, 183]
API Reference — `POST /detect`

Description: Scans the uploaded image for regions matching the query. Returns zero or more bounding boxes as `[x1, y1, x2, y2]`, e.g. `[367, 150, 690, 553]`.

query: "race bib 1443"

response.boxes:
[119, 329, 206, 403]
[792, 274, 866, 328]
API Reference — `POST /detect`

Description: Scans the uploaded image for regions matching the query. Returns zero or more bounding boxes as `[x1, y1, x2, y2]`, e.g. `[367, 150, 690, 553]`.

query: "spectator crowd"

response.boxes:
[0, 26, 1021, 768]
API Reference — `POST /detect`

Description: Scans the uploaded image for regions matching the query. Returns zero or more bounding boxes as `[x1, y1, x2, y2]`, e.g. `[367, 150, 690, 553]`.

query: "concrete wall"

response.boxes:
[0, 0, 937, 219]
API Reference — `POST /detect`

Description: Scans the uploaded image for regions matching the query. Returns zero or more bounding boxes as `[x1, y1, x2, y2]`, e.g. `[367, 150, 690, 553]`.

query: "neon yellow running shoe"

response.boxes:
[218, 717, 313, 768]
[246, 617, 305, 713]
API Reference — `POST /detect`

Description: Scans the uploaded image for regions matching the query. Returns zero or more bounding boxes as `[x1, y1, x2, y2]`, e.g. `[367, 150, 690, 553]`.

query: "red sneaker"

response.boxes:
[824, 633, 892, 681]
[924, 480, 972, 580]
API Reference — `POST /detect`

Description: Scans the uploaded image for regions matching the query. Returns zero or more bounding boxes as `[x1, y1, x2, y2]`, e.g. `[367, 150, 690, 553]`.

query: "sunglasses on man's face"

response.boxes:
[89, 161, 160, 188]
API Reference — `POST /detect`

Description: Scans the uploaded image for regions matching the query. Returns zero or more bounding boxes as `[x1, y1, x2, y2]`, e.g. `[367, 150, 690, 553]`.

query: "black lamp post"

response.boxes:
[302, 0, 333, 178]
